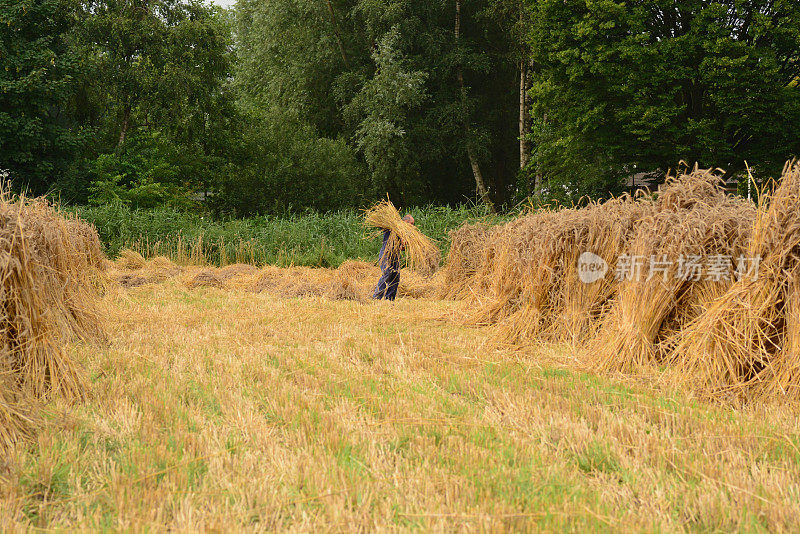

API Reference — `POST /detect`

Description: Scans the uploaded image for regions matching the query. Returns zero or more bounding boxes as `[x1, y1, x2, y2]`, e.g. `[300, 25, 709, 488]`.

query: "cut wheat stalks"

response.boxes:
[437, 223, 495, 300]
[363, 200, 440, 277]
[0, 189, 105, 447]
[589, 169, 756, 373]
[666, 162, 800, 401]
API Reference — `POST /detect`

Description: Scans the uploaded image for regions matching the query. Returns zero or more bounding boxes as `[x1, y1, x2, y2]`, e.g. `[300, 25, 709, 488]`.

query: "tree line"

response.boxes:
[2, 0, 799, 214]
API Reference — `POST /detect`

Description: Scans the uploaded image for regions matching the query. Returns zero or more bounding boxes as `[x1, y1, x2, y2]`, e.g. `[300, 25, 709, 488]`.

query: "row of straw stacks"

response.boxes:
[439, 162, 800, 403]
[0, 191, 105, 448]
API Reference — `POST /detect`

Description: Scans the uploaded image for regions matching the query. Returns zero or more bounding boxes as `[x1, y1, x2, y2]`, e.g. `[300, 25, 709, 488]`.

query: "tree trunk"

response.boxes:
[322, 0, 349, 66]
[534, 112, 547, 196]
[117, 105, 131, 151]
[455, 0, 495, 213]
[519, 59, 529, 171]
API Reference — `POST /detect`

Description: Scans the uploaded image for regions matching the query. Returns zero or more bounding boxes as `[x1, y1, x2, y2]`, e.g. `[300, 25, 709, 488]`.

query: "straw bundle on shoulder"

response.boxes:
[363, 200, 440, 276]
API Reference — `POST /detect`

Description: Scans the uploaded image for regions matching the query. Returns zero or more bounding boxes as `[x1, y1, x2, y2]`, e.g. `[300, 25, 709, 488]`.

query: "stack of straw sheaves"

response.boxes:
[0, 192, 105, 448]
[436, 162, 800, 403]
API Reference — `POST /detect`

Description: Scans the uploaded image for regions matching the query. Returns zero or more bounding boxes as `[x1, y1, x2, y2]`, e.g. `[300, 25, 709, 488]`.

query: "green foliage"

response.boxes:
[345, 28, 428, 197]
[0, 0, 85, 193]
[77, 0, 234, 146]
[213, 107, 367, 216]
[59, 0, 235, 202]
[527, 0, 800, 201]
[235, 0, 521, 207]
[71, 203, 497, 267]
[4, 0, 799, 211]
[87, 134, 197, 209]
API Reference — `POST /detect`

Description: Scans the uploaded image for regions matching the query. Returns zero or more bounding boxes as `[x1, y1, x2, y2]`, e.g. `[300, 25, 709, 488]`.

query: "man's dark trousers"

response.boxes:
[373, 230, 400, 300]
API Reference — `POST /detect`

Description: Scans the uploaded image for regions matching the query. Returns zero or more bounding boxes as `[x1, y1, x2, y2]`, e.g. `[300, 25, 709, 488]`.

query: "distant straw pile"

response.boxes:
[0, 191, 105, 447]
[185, 261, 433, 301]
[364, 200, 440, 276]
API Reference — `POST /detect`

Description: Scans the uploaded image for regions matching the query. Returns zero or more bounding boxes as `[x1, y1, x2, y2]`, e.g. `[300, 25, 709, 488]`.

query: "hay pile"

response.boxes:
[590, 171, 756, 372]
[116, 249, 148, 270]
[173, 258, 439, 302]
[364, 200, 440, 276]
[0, 193, 105, 447]
[186, 263, 259, 290]
[437, 163, 800, 403]
[109, 252, 183, 287]
[438, 223, 495, 300]
[666, 162, 800, 401]
[458, 197, 650, 344]
[325, 269, 367, 302]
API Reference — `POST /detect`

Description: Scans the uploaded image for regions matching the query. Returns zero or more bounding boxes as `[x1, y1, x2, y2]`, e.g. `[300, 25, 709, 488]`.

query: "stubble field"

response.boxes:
[3, 278, 800, 531]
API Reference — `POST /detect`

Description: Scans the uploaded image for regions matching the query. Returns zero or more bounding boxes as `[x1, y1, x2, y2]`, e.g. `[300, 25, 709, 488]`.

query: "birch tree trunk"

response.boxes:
[455, 0, 495, 213]
[519, 59, 529, 171]
[117, 105, 131, 151]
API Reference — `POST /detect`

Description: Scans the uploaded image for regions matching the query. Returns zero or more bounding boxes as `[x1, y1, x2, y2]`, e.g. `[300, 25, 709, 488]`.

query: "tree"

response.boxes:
[528, 0, 800, 200]
[213, 107, 366, 216]
[73, 0, 235, 201]
[344, 28, 427, 202]
[0, 0, 84, 193]
[455, 0, 494, 212]
[235, 0, 521, 208]
[235, 0, 363, 137]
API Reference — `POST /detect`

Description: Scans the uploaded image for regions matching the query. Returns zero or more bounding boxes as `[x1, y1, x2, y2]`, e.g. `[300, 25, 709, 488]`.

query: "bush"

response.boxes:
[212, 108, 369, 216]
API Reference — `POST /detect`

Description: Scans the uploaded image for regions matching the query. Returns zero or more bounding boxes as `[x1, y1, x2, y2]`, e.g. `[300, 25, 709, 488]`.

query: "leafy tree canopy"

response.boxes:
[0, 0, 84, 193]
[528, 0, 800, 199]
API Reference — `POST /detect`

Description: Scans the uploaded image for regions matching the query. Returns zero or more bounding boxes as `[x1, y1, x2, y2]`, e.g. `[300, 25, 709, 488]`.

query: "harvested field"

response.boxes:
[4, 278, 800, 530]
[99, 163, 800, 404]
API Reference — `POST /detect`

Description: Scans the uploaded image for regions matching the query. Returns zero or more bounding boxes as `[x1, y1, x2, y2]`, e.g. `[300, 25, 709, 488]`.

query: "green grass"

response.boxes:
[70, 203, 501, 267]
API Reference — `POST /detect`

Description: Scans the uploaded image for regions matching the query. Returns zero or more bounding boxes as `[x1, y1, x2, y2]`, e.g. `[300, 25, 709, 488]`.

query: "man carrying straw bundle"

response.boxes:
[373, 214, 415, 300]
[365, 199, 441, 300]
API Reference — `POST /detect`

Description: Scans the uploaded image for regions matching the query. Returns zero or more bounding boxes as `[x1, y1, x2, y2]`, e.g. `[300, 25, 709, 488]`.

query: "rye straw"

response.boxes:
[363, 200, 440, 276]
[0, 190, 105, 447]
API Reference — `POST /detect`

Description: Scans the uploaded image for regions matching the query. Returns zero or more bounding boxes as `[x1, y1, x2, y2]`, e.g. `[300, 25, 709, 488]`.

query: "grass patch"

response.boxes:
[70, 203, 500, 267]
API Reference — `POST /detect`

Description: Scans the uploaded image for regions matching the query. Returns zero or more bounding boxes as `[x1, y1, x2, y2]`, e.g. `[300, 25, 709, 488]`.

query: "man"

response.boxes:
[373, 214, 415, 301]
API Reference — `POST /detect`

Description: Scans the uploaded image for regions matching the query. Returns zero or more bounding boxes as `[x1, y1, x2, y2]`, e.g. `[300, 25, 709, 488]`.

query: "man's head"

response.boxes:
[402, 214, 415, 226]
